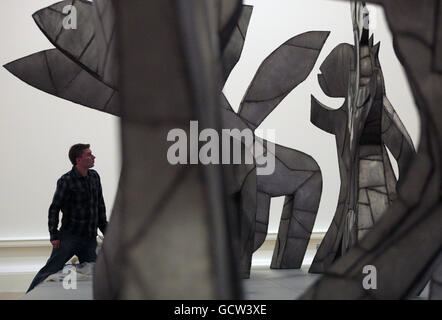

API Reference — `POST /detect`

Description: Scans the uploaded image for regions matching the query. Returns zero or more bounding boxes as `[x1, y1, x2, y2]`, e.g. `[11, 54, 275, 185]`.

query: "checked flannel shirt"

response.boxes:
[48, 166, 107, 241]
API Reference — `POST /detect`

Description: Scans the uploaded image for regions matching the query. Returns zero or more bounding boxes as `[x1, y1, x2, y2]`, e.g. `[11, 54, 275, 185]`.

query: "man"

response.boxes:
[27, 144, 108, 293]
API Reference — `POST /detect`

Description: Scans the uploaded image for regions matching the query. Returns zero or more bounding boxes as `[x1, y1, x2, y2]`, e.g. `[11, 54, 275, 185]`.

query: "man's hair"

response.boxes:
[69, 144, 90, 165]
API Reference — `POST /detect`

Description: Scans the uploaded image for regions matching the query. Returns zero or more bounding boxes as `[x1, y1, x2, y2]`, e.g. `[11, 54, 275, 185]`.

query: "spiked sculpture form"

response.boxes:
[302, 0, 441, 299]
[308, 2, 415, 274]
[4, 0, 120, 115]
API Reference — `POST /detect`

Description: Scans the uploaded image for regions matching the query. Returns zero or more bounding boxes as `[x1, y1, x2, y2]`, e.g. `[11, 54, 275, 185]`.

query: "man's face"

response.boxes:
[76, 148, 95, 168]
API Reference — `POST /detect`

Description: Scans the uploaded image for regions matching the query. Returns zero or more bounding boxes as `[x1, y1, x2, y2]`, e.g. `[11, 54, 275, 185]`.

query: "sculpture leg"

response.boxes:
[239, 166, 257, 279]
[253, 192, 271, 252]
[271, 171, 322, 269]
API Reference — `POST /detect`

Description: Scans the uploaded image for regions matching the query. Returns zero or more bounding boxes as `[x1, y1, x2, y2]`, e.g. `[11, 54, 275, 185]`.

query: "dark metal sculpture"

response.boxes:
[308, 2, 415, 274]
[3, 0, 249, 118]
[235, 31, 329, 270]
[109, 0, 244, 299]
[220, 29, 329, 275]
[301, 0, 442, 299]
[210, 23, 329, 276]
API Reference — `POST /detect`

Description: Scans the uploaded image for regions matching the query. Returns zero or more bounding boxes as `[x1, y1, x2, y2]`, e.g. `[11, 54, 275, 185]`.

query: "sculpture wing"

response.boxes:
[238, 31, 330, 129]
[4, 49, 119, 116]
[220, 5, 253, 83]
[32, 0, 100, 79]
[33, 0, 118, 88]
[93, 0, 118, 88]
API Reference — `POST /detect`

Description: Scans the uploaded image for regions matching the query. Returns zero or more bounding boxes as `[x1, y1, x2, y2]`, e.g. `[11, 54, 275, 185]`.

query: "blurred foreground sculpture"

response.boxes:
[107, 0, 244, 299]
[302, 0, 442, 299]
[96, 0, 248, 299]
[308, 2, 415, 273]
[5, 0, 439, 300]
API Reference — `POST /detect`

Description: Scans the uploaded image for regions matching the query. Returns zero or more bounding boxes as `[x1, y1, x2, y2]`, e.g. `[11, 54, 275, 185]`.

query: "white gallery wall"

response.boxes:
[0, 0, 419, 241]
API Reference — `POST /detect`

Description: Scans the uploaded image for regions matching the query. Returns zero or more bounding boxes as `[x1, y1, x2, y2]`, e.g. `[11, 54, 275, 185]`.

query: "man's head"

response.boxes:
[69, 143, 95, 168]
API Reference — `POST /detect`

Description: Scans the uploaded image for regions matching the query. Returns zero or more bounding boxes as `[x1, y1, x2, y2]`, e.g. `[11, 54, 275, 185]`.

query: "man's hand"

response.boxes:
[51, 240, 60, 248]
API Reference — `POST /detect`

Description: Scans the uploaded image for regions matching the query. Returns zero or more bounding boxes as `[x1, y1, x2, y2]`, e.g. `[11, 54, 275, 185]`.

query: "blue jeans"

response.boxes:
[26, 231, 97, 293]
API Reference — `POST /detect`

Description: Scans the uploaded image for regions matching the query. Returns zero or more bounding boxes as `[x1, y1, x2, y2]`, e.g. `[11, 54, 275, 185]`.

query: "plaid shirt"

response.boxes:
[48, 167, 107, 241]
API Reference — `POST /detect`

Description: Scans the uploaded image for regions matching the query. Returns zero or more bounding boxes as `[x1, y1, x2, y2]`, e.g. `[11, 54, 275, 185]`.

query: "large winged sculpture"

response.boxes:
[221, 30, 329, 276]
[308, 2, 415, 274]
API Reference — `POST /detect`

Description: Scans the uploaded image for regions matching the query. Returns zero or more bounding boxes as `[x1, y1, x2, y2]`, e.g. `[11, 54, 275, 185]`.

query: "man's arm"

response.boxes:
[48, 177, 68, 241]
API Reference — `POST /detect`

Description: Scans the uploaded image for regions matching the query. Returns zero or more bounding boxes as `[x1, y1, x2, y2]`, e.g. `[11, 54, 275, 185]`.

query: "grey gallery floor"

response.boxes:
[21, 267, 320, 300]
[21, 265, 431, 300]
